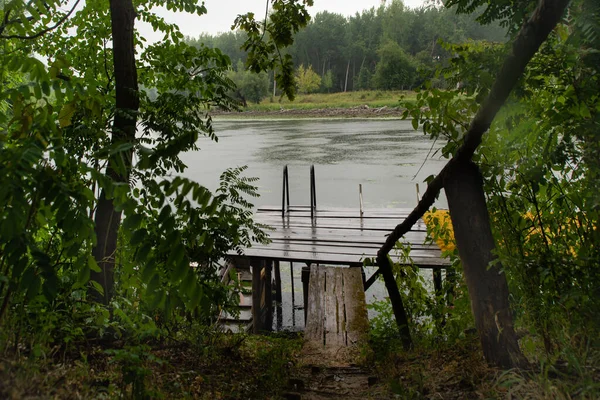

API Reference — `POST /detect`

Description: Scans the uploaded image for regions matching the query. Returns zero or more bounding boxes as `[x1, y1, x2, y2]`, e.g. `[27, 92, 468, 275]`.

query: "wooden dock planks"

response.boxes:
[235, 206, 451, 269]
[303, 266, 369, 367]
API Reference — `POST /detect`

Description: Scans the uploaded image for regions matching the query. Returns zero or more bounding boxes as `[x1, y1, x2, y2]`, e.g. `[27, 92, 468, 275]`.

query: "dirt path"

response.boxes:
[283, 364, 386, 400]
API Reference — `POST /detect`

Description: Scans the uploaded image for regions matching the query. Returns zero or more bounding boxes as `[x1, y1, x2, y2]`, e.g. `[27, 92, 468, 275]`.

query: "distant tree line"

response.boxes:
[186, 0, 507, 103]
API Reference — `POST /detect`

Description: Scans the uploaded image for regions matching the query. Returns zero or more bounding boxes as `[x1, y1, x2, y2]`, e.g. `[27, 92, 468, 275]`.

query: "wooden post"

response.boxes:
[445, 161, 526, 369]
[301, 265, 310, 324]
[377, 255, 412, 349]
[264, 260, 273, 332]
[274, 261, 283, 331]
[273, 260, 282, 303]
[251, 259, 262, 334]
[433, 269, 442, 299]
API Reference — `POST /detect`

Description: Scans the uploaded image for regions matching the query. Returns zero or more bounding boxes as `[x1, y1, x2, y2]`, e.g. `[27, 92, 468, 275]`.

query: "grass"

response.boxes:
[0, 332, 304, 400]
[246, 90, 417, 112]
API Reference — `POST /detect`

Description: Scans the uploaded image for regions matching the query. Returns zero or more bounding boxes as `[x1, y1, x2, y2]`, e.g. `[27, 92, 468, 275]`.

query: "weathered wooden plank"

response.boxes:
[258, 215, 429, 231]
[267, 238, 439, 251]
[240, 247, 450, 268]
[342, 268, 369, 347]
[324, 269, 341, 346]
[303, 267, 369, 366]
[265, 227, 429, 242]
[305, 265, 323, 342]
[258, 206, 415, 215]
[228, 207, 450, 270]
[248, 243, 444, 260]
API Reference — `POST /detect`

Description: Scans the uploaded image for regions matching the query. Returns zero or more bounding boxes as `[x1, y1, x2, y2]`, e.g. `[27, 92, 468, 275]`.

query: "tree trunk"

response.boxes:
[91, 0, 139, 305]
[444, 161, 526, 369]
[344, 60, 350, 92]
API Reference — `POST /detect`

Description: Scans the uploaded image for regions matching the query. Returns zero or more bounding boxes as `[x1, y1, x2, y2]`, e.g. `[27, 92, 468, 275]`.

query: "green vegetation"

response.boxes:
[245, 90, 417, 112]
[189, 0, 507, 103]
[0, 0, 599, 398]
[295, 64, 321, 94]
[228, 60, 270, 105]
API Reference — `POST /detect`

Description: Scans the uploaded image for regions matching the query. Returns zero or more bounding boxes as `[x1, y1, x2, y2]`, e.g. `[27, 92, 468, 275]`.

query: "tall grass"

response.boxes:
[246, 90, 417, 111]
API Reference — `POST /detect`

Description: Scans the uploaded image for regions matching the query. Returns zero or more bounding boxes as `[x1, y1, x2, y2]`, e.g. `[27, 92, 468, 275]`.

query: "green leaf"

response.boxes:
[130, 228, 148, 246]
[123, 212, 143, 231]
[173, 253, 189, 282]
[88, 255, 101, 273]
[411, 118, 418, 130]
[58, 103, 76, 128]
[74, 263, 90, 289]
[90, 280, 104, 297]
[580, 102, 591, 119]
[146, 273, 160, 295]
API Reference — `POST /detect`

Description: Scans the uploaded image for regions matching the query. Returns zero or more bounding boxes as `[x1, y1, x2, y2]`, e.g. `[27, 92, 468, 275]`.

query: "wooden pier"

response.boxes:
[225, 205, 451, 333]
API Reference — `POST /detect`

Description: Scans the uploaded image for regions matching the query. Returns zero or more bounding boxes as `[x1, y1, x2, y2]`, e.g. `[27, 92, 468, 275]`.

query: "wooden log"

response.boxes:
[303, 266, 370, 366]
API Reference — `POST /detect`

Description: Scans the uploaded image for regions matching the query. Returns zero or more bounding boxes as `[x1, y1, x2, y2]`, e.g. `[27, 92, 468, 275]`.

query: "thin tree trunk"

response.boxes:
[344, 60, 350, 92]
[91, 0, 139, 305]
[444, 161, 527, 369]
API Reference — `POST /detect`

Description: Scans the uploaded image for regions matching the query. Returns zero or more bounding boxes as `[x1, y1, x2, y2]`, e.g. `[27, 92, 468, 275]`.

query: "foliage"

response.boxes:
[0, 0, 298, 362]
[295, 64, 321, 94]
[232, 0, 314, 101]
[321, 69, 333, 92]
[191, 3, 507, 94]
[399, 0, 600, 373]
[373, 40, 419, 90]
[228, 60, 270, 105]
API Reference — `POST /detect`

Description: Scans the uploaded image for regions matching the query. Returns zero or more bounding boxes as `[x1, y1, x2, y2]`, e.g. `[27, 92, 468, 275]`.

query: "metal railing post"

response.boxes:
[310, 165, 316, 218]
[282, 165, 289, 218]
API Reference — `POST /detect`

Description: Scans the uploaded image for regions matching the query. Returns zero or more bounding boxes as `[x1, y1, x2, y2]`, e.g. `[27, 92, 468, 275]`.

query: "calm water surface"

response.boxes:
[181, 119, 448, 209]
[180, 119, 448, 330]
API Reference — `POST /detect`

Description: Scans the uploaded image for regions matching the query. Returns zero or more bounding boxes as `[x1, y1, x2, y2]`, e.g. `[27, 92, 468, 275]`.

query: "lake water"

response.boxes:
[180, 119, 448, 209]
[180, 119, 448, 331]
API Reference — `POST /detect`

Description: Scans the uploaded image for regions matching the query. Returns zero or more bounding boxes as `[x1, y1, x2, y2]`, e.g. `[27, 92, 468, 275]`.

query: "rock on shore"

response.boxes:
[211, 105, 406, 119]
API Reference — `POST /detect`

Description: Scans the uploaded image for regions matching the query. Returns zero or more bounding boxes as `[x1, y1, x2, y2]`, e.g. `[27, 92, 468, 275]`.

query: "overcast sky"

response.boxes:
[139, 0, 427, 43]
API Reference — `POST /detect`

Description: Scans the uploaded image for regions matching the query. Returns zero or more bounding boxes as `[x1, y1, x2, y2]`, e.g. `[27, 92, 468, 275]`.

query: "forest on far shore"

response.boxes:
[185, 0, 507, 104]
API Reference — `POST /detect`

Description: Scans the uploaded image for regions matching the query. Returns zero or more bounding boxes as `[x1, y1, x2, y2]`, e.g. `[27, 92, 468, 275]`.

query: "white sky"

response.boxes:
[140, 0, 427, 42]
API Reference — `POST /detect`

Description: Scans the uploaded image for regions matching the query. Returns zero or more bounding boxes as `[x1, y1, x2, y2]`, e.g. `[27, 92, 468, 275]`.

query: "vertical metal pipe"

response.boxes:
[359, 183, 364, 217]
[310, 165, 316, 218]
[282, 165, 289, 218]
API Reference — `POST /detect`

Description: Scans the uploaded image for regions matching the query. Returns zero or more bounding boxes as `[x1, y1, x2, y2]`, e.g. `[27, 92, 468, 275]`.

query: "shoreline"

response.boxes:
[210, 105, 407, 120]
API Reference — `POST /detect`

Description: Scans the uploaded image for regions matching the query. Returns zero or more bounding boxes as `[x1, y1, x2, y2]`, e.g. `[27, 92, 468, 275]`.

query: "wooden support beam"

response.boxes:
[301, 265, 310, 324]
[364, 268, 381, 291]
[274, 260, 282, 303]
[264, 260, 273, 332]
[251, 259, 262, 334]
[433, 269, 442, 299]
